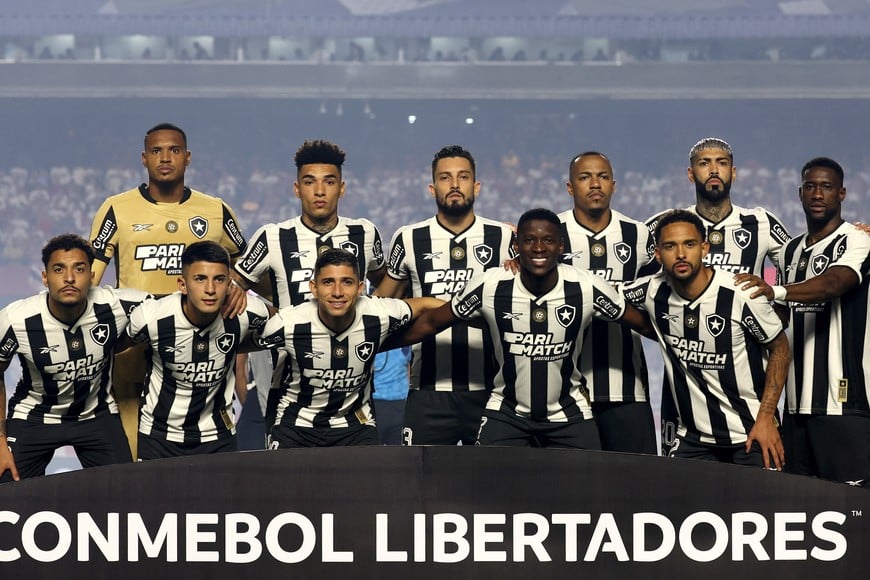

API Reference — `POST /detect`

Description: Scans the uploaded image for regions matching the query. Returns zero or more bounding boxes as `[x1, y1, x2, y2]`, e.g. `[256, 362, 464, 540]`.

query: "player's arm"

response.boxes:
[381, 301, 457, 350]
[91, 259, 109, 286]
[745, 330, 790, 470]
[404, 297, 447, 320]
[374, 275, 409, 299]
[0, 361, 20, 482]
[615, 303, 656, 339]
[735, 266, 859, 303]
[367, 264, 387, 289]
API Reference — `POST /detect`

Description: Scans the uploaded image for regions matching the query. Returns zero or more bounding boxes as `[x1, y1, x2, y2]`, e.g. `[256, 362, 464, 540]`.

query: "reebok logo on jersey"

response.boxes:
[304, 350, 325, 359]
[502, 312, 523, 320]
[422, 252, 443, 261]
[562, 251, 583, 261]
[189, 216, 208, 239]
[164, 345, 185, 354]
[289, 251, 311, 259]
[39, 345, 60, 354]
[132, 224, 153, 232]
[660, 313, 679, 322]
[90, 324, 110, 346]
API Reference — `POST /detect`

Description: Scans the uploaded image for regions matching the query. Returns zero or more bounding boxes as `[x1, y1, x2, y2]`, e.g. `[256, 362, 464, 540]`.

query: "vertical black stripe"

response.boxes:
[284, 322, 313, 426]
[412, 226, 437, 389]
[494, 279, 517, 415]
[279, 227, 304, 308]
[25, 314, 53, 422]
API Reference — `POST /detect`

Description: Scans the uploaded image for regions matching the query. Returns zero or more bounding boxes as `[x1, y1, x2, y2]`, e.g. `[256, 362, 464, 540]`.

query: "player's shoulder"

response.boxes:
[187, 188, 228, 207]
[338, 215, 378, 230]
[393, 216, 437, 236]
[609, 208, 647, 228]
[474, 214, 516, 232]
[97, 186, 146, 209]
[0, 294, 43, 323]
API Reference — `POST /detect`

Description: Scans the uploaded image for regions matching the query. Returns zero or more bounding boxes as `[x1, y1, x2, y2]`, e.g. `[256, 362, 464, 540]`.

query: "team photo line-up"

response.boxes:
[0, 124, 867, 489]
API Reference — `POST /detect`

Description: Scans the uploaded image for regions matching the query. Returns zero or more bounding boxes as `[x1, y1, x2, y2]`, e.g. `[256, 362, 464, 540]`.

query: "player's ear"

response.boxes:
[178, 277, 187, 294]
[309, 278, 317, 295]
[428, 183, 436, 198]
[687, 166, 694, 184]
[654, 247, 662, 265]
[41, 270, 48, 288]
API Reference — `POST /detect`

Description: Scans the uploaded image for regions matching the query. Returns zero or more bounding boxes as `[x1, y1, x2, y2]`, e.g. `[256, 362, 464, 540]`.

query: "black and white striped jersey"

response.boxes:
[624, 270, 783, 445]
[558, 208, 654, 403]
[781, 222, 870, 417]
[128, 293, 269, 443]
[257, 296, 412, 429]
[385, 215, 515, 392]
[233, 216, 385, 308]
[646, 204, 791, 276]
[1, 287, 147, 423]
[451, 264, 626, 422]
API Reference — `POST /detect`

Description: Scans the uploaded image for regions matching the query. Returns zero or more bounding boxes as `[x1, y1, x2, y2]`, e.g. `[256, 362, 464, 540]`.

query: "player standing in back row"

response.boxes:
[376, 145, 515, 445]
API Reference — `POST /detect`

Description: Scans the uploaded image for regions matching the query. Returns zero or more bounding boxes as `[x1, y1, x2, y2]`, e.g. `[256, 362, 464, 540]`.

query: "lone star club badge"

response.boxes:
[340, 240, 359, 257]
[555, 304, 576, 328]
[189, 216, 209, 239]
[355, 341, 375, 362]
[733, 228, 752, 250]
[215, 333, 236, 354]
[811, 255, 830, 276]
[614, 242, 632, 265]
[706, 314, 726, 337]
[685, 313, 699, 329]
[89, 324, 110, 346]
[473, 244, 493, 266]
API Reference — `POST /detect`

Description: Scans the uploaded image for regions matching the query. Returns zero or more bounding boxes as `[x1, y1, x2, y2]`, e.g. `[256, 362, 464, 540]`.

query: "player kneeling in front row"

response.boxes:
[125, 241, 269, 460]
[0, 234, 148, 482]
[256, 249, 441, 448]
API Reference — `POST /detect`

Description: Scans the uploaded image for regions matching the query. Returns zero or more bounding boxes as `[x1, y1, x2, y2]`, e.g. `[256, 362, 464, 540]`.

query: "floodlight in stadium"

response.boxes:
[408, 115, 417, 124]
[465, 117, 474, 125]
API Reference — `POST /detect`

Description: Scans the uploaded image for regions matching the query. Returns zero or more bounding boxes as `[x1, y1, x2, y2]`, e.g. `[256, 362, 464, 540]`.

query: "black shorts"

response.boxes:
[592, 400, 658, 455]
[2, 413, 131, 481]
[269, 423, 380, 448]
[783, 413, 870, 487]
[476, 410, 602, 450]
[402, 389, 489, 445]
[137, 432, 238, 460]
[667, 434, 766, 468]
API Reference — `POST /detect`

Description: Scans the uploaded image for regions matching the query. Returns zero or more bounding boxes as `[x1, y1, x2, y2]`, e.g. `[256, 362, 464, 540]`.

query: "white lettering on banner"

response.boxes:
[0, 510, 851, 563]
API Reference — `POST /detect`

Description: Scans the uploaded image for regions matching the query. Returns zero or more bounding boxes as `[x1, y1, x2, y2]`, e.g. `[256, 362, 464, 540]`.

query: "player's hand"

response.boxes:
[852, 221, 870, 236]
[734, 273, 773, 300]
[0, 441, 20, 482]
[503, 257, 519, 274]
[222, 281, 248, 319]
[746, 415, 784, 471]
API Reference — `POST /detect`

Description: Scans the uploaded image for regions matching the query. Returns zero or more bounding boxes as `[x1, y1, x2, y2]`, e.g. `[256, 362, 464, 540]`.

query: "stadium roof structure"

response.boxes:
[2, 0, 870, 37]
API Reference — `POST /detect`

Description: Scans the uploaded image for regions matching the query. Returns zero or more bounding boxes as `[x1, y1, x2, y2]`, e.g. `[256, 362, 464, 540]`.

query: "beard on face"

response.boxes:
[437, 192, 475, 217]
[695, 177, 731, 203]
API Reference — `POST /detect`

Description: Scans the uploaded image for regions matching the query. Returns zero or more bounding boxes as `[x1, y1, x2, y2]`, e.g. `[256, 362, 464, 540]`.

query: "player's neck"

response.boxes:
[573, 207, 611, 233]
[47, 298, 87, 326]
[694, 198, 732, 224]
[147, 181, 186, 203]
[806, 214, 844, 245]
[670, 266, 713, 301]
[520, 269, 558, 297]
[302, 213, 339, 235]
[436, 210, 475, 234]
[318, 308, 355, 334]
[181, 298, 220, 328]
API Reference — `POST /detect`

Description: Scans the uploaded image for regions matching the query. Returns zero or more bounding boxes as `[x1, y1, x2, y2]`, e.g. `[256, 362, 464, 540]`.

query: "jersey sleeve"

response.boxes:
[109, 287, 152, 317]
[90, 198, 119, 265]
[233, 224, 271, 286]
[243, 297, 271, 336]
[385, 229, 410, 282]
[368, 223, 386, 274]
[763, 209, 791, 275]
[219, 201, 247, 258]
[0, 307, 20, 364]
[451, 272, 487, 321]
[126, 299, 155, 344]
[832, 228, 870, 282]
[256, 309, 289, 349]
[589, 273, 626, 321]
[375, 297, 413, 336]
[739, 293, 784, 345]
